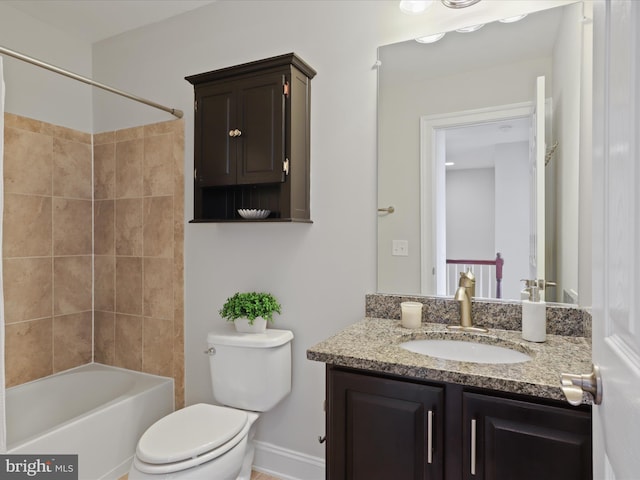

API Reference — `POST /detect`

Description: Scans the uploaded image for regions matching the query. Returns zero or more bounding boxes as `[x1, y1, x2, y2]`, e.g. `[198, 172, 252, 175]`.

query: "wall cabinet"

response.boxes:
[326, 366, 592, 480]
[186, 53, 316, 222]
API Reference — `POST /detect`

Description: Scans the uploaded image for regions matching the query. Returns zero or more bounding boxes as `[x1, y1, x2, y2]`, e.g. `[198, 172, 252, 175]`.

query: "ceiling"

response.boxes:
[3, 0, 218, 43]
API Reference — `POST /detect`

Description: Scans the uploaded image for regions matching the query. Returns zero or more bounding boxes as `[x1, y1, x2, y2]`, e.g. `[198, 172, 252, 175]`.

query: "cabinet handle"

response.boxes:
[228, 128, 242, 137]
[427, 410, 433, 464]
[471, 418, 477, 476]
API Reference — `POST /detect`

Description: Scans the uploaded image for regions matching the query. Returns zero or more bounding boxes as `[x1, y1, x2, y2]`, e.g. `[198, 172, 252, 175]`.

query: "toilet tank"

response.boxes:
[207, 328, 294, 412]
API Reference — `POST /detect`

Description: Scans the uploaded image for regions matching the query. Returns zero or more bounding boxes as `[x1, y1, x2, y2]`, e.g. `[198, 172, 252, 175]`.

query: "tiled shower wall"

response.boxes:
[92, 121, 185, 408]
[2, 114, 184, 408]
[3, 113, 93, 386]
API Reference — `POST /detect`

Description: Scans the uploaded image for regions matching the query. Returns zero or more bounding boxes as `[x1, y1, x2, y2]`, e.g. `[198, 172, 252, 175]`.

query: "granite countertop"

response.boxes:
[307, 318, 592, 404]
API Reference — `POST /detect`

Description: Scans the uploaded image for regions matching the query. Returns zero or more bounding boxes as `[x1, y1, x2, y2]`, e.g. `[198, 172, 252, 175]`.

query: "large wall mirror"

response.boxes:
[377, 1, 591, 305]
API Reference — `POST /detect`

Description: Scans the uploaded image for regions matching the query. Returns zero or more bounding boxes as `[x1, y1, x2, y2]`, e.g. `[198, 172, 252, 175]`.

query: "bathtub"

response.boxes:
[6, 363, 174, 480]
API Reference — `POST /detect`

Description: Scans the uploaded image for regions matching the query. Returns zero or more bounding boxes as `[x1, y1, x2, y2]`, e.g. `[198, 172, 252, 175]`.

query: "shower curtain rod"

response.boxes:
[0, 45, 183, 119]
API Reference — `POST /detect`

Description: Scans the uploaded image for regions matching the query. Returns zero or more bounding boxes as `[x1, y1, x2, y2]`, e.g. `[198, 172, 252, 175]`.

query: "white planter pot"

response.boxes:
[234, 317, 267, 333]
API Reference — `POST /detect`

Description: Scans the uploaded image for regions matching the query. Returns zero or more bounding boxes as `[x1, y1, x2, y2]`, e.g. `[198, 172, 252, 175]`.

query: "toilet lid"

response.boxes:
[136, 403, 249, 464]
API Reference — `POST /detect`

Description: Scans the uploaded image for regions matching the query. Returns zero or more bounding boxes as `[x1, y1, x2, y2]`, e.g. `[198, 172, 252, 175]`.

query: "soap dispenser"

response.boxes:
[521, 279, 555, 342]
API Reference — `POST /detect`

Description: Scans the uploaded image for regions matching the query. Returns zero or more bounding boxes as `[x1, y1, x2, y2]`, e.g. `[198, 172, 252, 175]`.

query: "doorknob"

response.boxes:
[560, 364, 602, 406]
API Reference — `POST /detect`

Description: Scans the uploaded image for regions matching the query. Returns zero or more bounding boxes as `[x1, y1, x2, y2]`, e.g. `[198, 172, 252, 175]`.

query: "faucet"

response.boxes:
[448, 269, 488, 333]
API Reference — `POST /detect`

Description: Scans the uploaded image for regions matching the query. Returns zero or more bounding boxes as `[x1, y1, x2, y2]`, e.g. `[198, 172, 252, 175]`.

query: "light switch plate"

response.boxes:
[392, 240, 409, 256]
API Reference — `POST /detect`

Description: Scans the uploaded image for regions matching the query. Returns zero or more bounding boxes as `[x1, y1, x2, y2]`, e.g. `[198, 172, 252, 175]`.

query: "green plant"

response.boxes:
[219, 292, 282, 324]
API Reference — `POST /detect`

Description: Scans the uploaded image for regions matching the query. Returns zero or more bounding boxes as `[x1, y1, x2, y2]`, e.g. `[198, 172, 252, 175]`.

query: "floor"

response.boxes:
[251, 471, 281, 480]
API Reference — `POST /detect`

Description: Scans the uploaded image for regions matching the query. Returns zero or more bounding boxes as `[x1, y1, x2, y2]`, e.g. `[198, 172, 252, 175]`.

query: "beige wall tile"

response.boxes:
[95, 255, 115, 312]
[4, 113, 44, 133]
[3, 257, 53, 324]
[5, 319, 53, 387]
[144, 121, 176, 137]
[116, 198, 143, 256]
[94, 142, 116, 200]
[115, 314, 142, 371]
[53, 198, 92, 255]
[143, 257, 173, 320]
[116, 126, 144, 142]
[143, 317, 173, 377]
[94, 200, 115, 256]
[116, 256, 142, 315]
[3, 115, 184, 393]
[144, 133, 173, 196]
[53, 256, 92, 315]
[3, 194, 52, 258]
[93, 131, 115, 146]
[143, 196, 173, 258]
[49, 124, 91, 144]
[94, 311, 115, 365]
[53, 138, 92, 199]
[4, 127, 53, 196]
[173, 300, 185, 409]
[116, 139, 143, 198]
[53, 311, 92, 372]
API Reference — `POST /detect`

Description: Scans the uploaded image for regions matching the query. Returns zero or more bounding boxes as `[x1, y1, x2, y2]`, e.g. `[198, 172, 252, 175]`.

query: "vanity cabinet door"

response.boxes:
[462, 392, 592, 480]
[328, 368, 444, 480]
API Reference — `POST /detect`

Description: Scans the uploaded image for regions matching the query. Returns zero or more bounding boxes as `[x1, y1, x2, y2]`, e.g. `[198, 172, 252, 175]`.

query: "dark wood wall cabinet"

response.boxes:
[326, 366, 592, 480]
[186, 53, 316, 222]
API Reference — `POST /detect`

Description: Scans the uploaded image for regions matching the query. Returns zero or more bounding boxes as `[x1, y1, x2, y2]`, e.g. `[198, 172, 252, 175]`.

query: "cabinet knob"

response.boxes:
[228, 129, 242, 137]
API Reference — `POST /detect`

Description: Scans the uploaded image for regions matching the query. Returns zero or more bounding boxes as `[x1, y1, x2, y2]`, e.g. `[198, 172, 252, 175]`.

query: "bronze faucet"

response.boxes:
[448, 269, 488, 333]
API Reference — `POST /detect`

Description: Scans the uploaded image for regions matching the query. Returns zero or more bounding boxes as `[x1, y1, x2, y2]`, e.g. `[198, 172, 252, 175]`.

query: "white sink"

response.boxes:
[399, 339, 532, 364]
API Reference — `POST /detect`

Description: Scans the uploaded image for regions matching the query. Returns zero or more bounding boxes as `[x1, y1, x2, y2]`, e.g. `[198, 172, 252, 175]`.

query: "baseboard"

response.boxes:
[253, 440, 325, 480]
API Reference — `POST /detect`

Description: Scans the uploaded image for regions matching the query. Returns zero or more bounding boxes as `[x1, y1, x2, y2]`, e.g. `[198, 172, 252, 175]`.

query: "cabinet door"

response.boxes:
[194, 82, 237, 186]
[328, 369, 444, 480]
[462, 392, 592, 480]
[236, 73, 286, 185]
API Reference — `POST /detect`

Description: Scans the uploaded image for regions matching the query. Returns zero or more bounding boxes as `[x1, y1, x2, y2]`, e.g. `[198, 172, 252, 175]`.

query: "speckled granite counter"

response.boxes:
[307, 317, 592, 404]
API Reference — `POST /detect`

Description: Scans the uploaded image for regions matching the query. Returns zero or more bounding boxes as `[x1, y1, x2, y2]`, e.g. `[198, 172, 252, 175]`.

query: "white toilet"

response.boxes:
[128, 328, 294, 480]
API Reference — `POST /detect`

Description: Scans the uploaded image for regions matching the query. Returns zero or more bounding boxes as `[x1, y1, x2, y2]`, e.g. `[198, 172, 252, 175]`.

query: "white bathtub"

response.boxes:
[6, 363, 174, 480]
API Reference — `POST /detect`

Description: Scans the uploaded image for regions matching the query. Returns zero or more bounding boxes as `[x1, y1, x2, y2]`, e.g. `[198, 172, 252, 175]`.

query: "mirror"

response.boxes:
[377, 2, 589, 304]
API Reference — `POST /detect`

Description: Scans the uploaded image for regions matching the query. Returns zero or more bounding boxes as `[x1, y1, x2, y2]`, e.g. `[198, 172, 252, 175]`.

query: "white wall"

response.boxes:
[495, 142, 530, 300]
[446, 167, 495, 260]
[0, 3, 93, 131]
[552, 1, 585, 303]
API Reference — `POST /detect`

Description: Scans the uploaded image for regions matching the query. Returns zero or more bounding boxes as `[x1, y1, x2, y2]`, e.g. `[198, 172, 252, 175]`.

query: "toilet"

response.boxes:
[128, 328, 294, 480]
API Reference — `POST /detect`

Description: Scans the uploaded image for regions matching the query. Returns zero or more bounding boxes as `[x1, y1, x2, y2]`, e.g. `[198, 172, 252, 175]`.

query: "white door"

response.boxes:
[591, 0, 640, 478]
[529, 76, 546, 285]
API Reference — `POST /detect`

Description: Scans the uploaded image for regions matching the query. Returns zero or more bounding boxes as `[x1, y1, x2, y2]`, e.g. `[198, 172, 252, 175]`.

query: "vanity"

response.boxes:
[307, 294, 593, 480]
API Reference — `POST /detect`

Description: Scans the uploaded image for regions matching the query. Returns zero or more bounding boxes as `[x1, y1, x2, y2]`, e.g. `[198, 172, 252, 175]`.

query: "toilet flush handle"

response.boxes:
[204, 347, 216, 356]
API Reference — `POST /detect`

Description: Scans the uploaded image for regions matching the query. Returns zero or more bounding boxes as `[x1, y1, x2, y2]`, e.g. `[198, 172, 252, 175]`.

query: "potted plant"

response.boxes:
[219, 292, 282, 333]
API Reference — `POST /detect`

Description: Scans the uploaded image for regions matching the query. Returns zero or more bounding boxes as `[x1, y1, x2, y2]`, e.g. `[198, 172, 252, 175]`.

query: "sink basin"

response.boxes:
[399, 339, 532, 364]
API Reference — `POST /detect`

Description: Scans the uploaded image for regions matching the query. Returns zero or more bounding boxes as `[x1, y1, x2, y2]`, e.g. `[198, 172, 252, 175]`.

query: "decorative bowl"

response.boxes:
[237, 209, 271, 219]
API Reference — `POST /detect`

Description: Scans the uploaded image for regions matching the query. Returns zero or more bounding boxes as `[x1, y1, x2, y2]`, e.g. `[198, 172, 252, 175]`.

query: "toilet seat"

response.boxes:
[134, 403, 250, 475]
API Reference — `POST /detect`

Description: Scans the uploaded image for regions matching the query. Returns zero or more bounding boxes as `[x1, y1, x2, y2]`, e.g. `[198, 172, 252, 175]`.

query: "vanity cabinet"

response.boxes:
[327, 368, 444, 480]
[326, 366, 592, 480]
[186, 53, 316, 222]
